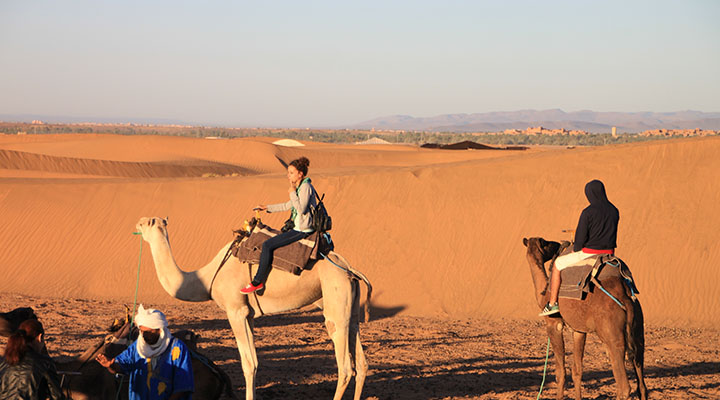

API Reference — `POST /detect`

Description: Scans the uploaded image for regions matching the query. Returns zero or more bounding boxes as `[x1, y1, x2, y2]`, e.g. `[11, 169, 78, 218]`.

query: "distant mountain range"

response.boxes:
[351, 110, 720, 133]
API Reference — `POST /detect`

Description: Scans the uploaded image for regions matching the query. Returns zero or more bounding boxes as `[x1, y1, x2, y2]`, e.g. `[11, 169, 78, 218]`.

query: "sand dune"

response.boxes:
[1, 134, 718, 327]
[0, 149, 256, 178]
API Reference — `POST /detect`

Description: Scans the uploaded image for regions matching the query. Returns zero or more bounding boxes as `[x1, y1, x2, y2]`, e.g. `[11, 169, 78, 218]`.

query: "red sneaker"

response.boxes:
[240, 282, 264, 294]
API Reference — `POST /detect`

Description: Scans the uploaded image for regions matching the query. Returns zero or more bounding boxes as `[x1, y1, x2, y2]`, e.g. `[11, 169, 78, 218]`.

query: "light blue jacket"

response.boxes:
[267, 178, 317, 233]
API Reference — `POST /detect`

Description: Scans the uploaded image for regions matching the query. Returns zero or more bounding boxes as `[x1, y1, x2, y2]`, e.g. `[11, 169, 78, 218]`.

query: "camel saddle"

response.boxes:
[231, 222, 333, 275]
[554, 246, 639, 301]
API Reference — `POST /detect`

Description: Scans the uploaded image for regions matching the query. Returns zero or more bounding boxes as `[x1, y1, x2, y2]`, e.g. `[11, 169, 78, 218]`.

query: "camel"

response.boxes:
[135, 217, 372, 400]
[57, 314, 236, 400]
[523, 237, 647, 400]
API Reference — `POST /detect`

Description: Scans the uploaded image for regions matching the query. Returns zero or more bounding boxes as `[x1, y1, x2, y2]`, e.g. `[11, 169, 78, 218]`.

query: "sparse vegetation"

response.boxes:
[0, 122, 712, 147]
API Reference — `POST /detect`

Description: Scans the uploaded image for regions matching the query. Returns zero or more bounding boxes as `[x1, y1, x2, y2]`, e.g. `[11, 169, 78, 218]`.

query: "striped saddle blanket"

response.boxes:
[557, 253, 639, 301]
[231, 223, 333, 275]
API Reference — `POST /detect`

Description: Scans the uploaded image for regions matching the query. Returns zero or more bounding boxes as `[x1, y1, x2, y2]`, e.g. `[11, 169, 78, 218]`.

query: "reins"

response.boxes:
[536, 338, 551, 399]
[208, 238, 241, 300]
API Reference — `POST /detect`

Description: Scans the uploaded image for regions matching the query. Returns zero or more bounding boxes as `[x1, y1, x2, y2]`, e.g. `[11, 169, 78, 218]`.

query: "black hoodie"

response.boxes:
[573, 180, 619, 252]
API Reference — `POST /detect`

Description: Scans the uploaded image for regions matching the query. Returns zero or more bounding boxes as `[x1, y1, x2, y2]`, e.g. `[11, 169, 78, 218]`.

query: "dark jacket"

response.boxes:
[0, 350, 66, 400]
[573, 180, 619, 252]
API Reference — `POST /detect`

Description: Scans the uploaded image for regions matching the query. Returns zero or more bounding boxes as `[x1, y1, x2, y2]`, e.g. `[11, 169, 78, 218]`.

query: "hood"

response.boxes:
[584, 179, 609, 205]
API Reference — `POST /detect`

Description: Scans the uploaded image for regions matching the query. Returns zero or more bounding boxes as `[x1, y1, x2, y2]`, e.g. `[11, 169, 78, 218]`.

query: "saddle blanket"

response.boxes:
[557, 254, 639, 301]
[231, 223, 332, 275]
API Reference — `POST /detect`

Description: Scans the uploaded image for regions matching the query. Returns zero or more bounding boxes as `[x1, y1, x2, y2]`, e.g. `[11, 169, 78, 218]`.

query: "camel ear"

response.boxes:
[522, 238, 528, 247]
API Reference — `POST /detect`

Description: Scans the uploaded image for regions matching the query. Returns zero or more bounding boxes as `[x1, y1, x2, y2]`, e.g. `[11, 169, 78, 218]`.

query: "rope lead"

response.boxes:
[130, 232, 143, 327]
[537, 337, 551, 399]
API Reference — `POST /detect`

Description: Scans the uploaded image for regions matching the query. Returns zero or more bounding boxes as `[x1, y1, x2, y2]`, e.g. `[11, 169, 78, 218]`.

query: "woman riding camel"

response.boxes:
[241, 156, 318, 294]
[540, 179, 619, 316]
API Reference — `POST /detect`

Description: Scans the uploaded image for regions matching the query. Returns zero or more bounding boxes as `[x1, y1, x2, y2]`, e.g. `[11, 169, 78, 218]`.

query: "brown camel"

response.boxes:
[57, 314, 236, 400]
[523, 237, 647, 400]
[0, 307, 38, 336]
[135, 217, 372, 400]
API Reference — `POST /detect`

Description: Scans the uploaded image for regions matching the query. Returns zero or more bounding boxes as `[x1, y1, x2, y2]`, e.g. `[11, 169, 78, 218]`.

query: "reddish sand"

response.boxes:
[1, 293, 718, 399]
[1, 133, 719, 398]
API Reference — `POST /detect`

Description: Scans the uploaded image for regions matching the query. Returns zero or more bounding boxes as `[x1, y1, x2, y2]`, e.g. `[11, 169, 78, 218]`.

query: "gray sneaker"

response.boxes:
[539, 302, 560, 316]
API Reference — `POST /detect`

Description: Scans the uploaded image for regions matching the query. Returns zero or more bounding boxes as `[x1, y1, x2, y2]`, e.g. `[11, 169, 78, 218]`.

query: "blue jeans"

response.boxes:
[252, 229, 309, 285]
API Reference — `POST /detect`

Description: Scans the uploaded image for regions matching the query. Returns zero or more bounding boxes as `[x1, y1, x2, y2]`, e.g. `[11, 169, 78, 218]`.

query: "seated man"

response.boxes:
[96, 305, 194, 400]
[540, 180, 619, 316]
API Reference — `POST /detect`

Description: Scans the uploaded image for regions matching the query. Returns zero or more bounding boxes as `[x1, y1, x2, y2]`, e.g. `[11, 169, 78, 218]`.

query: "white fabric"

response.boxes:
[136, 326, 172, 362]
[555, 250, 596, 271]
[134, 304, 168, 330]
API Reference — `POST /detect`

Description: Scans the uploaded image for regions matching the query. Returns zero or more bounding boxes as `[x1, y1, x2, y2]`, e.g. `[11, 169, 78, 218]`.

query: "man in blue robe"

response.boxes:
[96, 305, 194, 400]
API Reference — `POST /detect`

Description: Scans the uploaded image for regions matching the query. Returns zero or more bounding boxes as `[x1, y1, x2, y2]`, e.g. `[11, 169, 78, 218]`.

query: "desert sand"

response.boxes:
[1, 133, 719, 398]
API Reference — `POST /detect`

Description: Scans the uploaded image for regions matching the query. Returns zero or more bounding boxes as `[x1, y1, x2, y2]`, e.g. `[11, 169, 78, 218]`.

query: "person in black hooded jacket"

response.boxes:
[539, 179, 619, 316]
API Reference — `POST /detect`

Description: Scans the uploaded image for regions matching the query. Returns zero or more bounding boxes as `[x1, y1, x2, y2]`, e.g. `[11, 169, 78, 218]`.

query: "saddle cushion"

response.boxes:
[557, 254, 638, 300]
[231, 223, 332, 275]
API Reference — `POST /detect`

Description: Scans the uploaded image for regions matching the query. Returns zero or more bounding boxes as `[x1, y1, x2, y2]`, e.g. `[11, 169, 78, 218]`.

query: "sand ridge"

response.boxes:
[0, 134, 718, 328]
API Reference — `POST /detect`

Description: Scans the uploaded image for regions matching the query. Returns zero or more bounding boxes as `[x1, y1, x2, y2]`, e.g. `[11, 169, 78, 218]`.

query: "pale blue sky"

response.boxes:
[1, 0, 718, 127]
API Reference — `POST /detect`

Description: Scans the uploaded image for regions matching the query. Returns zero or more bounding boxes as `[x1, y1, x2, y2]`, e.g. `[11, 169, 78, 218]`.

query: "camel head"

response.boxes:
[136, 217, 169, 243]
[523, 237, 562, 265]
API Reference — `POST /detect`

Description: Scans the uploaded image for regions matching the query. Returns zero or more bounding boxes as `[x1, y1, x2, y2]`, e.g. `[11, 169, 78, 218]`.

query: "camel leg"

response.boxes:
[600, 328, 630, 400]
[227, 306, 258, 400]
[571, 331, 586, 400]
[546, 319, 566, 400]
[319, 268, 355, 400]
[349, 280, 368, 400]
[633, 356, 647, 400]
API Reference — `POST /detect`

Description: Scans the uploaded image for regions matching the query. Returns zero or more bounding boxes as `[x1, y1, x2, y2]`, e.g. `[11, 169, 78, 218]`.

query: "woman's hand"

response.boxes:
[288, 181, 297, 194]
[253, 205, 267, 212]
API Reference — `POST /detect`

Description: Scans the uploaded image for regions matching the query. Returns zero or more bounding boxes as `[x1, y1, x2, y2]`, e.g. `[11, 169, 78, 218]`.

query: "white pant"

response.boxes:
[555, 251, 596, 271]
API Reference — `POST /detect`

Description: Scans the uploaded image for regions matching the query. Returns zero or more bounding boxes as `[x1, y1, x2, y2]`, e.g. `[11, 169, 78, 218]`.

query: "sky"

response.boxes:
[1, 0, 718, 127]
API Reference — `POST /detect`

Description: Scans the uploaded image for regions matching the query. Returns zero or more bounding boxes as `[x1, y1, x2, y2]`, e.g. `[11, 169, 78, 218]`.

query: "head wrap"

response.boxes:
[134, 304, 168, 330]
[134, 304, 172, 361]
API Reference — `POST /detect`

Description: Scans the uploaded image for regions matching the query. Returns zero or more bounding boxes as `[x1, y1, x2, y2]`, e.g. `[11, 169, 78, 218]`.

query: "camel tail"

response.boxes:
[328, 252, 373, 323]
[626, 297, 645, 367]
[623, 288, 644, 369]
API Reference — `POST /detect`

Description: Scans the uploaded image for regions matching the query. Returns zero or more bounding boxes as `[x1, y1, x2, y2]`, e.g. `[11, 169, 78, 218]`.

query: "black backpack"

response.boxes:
[310, 193, 332, 233]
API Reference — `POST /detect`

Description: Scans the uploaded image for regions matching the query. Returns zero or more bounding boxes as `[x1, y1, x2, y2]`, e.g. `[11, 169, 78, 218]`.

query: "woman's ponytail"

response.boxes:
[4, 319, 43, 365]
